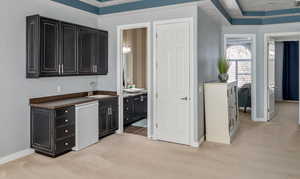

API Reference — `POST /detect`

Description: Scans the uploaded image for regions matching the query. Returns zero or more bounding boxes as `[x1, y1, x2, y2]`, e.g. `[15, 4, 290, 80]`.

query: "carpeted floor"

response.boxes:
[0, 102, 300, 179]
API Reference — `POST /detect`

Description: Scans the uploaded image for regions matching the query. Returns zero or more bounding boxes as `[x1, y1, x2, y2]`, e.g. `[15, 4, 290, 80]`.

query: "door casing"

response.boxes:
[116, 23, 152, 138]
[263, 32, 300, 124]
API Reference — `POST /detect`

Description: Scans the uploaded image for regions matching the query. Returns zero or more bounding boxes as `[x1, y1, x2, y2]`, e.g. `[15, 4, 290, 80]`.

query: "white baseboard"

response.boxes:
[255, 117, 266, 122]
[0, 149, 34, 165]
[191, 136, 205, 148]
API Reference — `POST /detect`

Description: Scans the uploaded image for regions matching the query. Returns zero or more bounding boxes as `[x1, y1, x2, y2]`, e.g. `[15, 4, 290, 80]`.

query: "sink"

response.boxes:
[88, 95, 114, 99]
[123, 88, 144, 93]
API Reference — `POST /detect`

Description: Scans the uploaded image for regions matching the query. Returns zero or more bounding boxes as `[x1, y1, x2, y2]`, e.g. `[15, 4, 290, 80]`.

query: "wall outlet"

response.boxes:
[57, 86, 61, 93]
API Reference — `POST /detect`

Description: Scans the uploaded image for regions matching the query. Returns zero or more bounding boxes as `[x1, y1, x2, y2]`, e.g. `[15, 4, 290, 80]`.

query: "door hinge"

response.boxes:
[156, 33, 158, 39]
[156, 93, 158, 98]
[155, 123, 158, 128]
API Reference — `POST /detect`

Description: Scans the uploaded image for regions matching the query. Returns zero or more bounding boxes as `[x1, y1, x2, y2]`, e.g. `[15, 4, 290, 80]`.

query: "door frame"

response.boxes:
[223, 34, 257, 122]
[263, 32, 300, 123]
[153, 17, 197, 146]
[116, 22, 153, 138]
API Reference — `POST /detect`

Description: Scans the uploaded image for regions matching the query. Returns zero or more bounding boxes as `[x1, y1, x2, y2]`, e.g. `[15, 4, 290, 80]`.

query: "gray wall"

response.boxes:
[0, 0, 100, 158]
[222, 23, 300, 119]
[197, 7, 221, 140]
[97, 4, 200, 143]
[275, 42, 284, 101]
[97, 4, 198, 91]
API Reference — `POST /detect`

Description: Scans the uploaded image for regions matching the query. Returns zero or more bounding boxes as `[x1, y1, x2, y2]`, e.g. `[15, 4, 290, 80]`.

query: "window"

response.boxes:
[226, 45, 252, 87]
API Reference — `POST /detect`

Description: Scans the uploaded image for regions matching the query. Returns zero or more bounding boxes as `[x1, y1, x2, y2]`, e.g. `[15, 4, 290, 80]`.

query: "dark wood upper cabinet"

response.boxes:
[60, 22, 77, 75]
[26, 15, 108, 78]
[40, 18, 60, 77]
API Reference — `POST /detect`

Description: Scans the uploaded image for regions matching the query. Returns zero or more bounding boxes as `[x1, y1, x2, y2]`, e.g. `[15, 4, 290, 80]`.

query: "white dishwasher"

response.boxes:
[73, 101, 99, 151]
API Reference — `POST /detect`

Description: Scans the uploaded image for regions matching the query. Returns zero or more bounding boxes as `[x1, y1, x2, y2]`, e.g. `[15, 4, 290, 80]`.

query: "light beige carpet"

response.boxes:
[1, 102, 300, 179]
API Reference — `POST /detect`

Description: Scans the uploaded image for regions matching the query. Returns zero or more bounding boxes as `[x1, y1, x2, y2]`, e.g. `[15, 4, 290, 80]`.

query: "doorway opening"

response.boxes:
[117, 23, 152, 138]
[264, 32, 300, 125]
[122, 28, 148, 137]
[224, 34, 257, 122]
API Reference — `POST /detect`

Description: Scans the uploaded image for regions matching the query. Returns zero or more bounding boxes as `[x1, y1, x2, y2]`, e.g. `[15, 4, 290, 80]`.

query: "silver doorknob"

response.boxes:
[180, 97, 188, 100]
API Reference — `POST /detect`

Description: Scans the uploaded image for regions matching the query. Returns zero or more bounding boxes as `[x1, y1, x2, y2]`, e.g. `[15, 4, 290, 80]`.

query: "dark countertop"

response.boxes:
[30, 97, 99, 109]
[123, 91, 147, 98]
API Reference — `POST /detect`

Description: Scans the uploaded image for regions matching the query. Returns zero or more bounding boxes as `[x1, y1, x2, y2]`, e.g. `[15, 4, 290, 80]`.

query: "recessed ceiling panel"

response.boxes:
[239, 0, 296, 11]
[80, 0, 142, 7]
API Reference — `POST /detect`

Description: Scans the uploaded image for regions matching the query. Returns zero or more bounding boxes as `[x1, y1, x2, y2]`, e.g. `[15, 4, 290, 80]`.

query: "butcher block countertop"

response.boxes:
[30, 91, 117, 110]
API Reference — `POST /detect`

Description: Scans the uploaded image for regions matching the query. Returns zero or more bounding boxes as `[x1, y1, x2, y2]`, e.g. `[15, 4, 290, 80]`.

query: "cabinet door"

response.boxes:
[40, 18, 59, 76]
[110, 100, 119, 130]
[141, 94, 147, 117]
[99, 104, 109, 137]
[133, 95, 145, 120]
[60, 23, 77, 75]
[26, 15, 40, 78]
[31, 108, 54, 153]
[78, 27, 97, 74]
[95, 31, 108, 75]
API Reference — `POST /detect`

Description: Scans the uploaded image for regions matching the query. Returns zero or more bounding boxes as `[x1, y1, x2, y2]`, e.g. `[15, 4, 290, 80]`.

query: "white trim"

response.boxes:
[264, 32, 300, 123]
[255, 117, 265, 122]
[99, 2, 202, 18]
[0, 149, 34, 165]
[223, 34, 257, 122]
[191, 136, 205, 148]
[153, 17, 196, 146]
[116, 22, 153, 138]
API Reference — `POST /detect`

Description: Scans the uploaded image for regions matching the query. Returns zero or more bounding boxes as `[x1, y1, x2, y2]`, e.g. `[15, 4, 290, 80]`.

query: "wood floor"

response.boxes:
[124, 126, 147, 137]
[0, 102, 300, 179]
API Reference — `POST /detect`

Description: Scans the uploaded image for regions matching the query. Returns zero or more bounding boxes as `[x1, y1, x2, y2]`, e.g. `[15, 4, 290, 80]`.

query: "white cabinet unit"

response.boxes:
[204, 81, 239, 144]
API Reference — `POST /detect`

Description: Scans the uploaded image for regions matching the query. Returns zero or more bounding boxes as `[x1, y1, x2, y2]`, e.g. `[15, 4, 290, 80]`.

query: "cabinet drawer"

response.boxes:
[55, 106, 74, 118]
[56, 125, 75, 140]
[56, 116, 74, 127]
[55, 136, 75, 154]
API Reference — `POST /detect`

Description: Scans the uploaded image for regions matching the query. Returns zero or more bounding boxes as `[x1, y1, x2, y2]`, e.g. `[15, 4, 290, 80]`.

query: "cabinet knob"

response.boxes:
[65, 110, 68, 113]
[65, 119, 69, 123]
[65, 129, 69, 133]
[65, 142, 69, 146]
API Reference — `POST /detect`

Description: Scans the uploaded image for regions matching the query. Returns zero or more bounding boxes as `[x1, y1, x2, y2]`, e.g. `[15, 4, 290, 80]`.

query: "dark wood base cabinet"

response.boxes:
[99, 97, 119, 138]
[124, 94, 147, 126]
[31, 106, 75, 157]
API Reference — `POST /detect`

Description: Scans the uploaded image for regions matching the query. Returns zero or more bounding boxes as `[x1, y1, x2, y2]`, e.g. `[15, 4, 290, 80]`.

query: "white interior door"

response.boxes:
[268, 40, 276, 121]
[155, 20, 190, 145]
